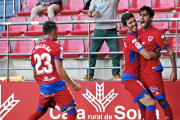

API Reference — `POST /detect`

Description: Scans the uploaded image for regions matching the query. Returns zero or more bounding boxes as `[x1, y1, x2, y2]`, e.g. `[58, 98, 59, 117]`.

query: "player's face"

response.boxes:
[125, 17, 138, 33]
[53, 27, 58, 41]
[139, 10, 153, 29]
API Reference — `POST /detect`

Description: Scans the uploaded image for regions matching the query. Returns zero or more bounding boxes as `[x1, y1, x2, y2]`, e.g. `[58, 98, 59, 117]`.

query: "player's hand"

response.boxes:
[41, 2, 46, 6]
[72, 83, 81, 91]
[170, 71, 177, 82]
[120, 61, 125, 69]
[156, 47, 161, 53]
[92, 11, 100, 17]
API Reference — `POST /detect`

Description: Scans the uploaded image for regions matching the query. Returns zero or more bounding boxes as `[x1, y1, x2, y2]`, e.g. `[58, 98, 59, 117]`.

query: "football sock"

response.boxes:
[139, 105, 146, 120]
[67, 108, 77, 120]
[28, 110, 45, 120]
[161, 101, 173, 120]
[146, 105, 156, 120]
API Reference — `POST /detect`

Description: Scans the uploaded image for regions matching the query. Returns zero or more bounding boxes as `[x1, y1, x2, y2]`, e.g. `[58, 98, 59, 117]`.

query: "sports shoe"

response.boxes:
[113, 74, 121, 81]
[81, 74, 93, 80]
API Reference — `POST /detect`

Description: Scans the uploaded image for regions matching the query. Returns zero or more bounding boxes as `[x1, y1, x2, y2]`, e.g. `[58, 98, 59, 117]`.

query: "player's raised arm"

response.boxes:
[165, 46, 177, 82]
[139, 48, 161, 60]
[55, 60, 81, 91]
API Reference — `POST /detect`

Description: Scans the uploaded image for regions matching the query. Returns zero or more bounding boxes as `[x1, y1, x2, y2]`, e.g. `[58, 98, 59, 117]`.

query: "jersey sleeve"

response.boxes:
[155, 32, 169, 50]
[31, 49, 35, 67]
[54, 45, 63, 61]
[127, 37, 144, 53]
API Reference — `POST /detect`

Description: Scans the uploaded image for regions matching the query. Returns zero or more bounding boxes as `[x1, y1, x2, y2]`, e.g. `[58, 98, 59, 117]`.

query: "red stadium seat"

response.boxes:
[169, 13, 180, 33]
[119, 14, 140, 34]
[175, 0, 180, 11]
[83, 40, 109, 58]
[153, 0, 175, 12]
[63, 38, 85, 58]
[151, 14, 169, 33]
[24, 17, 49, 36]
[117, 0, 129, 13]
[1, 17, 27, 36]
[82, 10, 88, 14]
[128, 0, 152, 13]
[53, 16, 73, 35]
[0, 39, 11, 58]
[108, 39, 124, 57]
[116, 15, 121, 32]
[71, 15, 95, 35]
[162, 37, 180, 56]
[17, 0, 38, 16]
[60, 0, 84, 15]
[9, 38, 35, 58]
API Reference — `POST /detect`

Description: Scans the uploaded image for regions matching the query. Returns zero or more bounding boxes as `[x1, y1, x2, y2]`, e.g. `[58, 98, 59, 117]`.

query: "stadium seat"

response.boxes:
[83, 40, 109, 58]
[82, 10, 88, 14]
[63, 38, 85, 58]
[108, 39, 124, 58]
[162, 37, 180, 56]
[60, 0, 84, 15]
[9, 38, 35, 58]
[71, 15, 95, 35]
[119, 14, 140, 34]
[0, 18, 10, 35]
[169, 13, 180, 33]
[24, 17, 49, 36]
[1, 17, 27, 36]
[17, 0, 38, 16]
[153, 0, 175, 12]
[175, 0, 180, 11]
[151, 14, 168, 33]
[117, 0, 129, 13]
[0, 39, 11, 58]
[53, 16, 73, 35]
[128, 0, 152, 13]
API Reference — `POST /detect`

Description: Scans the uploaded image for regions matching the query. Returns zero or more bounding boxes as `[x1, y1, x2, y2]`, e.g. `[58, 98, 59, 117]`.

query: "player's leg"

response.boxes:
[28, 93, 54, 120]
[158, 98, 173, 120]
[137, 101, 146, 120]
[139, 94, 157, 120]
[54, 86, 77, 120]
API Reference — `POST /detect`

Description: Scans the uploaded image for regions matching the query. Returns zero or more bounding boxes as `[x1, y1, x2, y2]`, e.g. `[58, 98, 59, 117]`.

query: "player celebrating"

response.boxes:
[138, 6, 177, 120]
[28, 21, 81, 120]
[121, 13, 161, 120]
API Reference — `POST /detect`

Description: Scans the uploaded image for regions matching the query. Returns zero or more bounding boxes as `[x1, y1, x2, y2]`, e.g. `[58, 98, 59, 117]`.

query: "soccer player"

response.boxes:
[121, 13, 162, 120]
[28, 21, 81, 120]
[138, 6, 177, 120]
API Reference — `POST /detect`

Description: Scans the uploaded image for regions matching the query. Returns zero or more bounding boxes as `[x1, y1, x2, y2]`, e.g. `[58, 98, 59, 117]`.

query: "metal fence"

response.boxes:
[0, 18, 180, 81]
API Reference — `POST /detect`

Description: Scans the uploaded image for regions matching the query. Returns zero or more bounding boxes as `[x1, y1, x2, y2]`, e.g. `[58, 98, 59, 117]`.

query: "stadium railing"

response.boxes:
[0, 18, 180, 81]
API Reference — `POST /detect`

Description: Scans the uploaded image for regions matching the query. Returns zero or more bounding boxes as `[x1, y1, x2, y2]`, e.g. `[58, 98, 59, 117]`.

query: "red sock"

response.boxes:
[67, 113, 77, 120]
[139, 105, 146, 120]
[146, 105, 157, 120]
[28, 110, 45, 120]
[161, 101, 173, 120]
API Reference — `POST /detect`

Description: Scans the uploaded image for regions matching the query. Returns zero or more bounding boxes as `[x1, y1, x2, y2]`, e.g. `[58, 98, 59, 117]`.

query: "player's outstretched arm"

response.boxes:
[55, 60, 81, 91]
[33, 67, 39, 84]
[165, 46, 177, 82]
[139, 48, 161, 60]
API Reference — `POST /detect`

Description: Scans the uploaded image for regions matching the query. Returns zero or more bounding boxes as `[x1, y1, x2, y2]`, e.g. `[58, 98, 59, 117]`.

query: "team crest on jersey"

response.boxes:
[148, 36, 153, 42]
[135, 42, 142, 49]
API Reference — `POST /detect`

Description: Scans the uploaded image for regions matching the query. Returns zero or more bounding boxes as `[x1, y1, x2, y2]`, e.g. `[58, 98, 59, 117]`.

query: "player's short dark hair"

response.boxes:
[139, 6, 155, 18]
[121, 13, 134, 26]
[43, 21, 57, 35]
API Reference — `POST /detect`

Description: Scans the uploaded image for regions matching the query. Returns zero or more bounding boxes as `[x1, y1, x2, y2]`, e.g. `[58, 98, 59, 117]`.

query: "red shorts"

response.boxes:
[37, 86, 75, 113]
[122, 79, 149, 103]
[140, 71, 166, 100]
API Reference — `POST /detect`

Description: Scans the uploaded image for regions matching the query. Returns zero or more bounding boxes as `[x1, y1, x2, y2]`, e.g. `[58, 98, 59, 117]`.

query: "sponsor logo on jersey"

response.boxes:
[148, 36, 153, 42]
[161, 35, 165, 39]
[132, 39, 137, 43]
[43, 76, 55, 81]
[150, 86, 158, 92]
[163, 39, 168, 44]
[135, 42, 142, 49]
